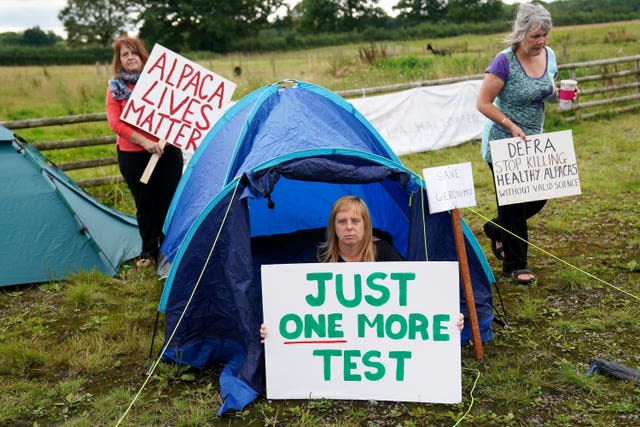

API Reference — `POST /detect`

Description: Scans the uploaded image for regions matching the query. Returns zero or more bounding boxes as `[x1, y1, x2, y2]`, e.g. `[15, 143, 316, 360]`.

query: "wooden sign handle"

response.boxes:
[140, 139, 167, 184]
[451, 208, 484, 360]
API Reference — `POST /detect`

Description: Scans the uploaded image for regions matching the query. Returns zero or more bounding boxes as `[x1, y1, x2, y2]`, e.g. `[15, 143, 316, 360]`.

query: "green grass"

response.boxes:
[1, 21, 640, 426]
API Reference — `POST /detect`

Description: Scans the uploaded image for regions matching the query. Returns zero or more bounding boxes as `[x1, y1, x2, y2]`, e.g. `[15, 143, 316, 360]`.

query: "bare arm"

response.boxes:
[476, 73, 526, 140]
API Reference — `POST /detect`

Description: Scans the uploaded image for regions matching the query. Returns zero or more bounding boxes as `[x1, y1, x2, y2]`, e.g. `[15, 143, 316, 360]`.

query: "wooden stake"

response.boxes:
[451, 208, 484, 360]
[140, 139, 167, 184]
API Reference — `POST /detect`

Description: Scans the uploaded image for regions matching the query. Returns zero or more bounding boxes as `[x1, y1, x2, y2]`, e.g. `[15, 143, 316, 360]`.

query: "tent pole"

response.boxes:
[451, 208, 484, 360]
[492, 281, 509, 327]
[148, 310, 160, 359]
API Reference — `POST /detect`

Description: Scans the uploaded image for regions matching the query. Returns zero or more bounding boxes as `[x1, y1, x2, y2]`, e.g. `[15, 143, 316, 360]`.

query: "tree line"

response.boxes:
[0, 0, 638, 62]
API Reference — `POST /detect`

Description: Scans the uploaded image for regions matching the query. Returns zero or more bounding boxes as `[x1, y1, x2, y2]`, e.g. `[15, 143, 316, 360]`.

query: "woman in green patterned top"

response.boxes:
[476, 3, 578, 285]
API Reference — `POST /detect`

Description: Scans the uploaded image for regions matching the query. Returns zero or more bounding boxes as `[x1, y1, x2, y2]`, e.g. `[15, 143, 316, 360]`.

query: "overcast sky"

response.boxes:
[0, 0, 519, 38]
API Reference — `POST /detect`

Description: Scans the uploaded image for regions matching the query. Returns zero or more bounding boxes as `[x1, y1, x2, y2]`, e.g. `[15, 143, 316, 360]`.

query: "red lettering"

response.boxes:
[168, 89, 190, 116]
[146, 52, 167, 80]
[174, 123, 190, 146]
[157, 85, 169, 109]
[176, 64, 197, 92]
[165, 57, 179, 87]
[157, 112, 181, 143]
[207, 82, 225, 108]
[182, 65, 200, 96]
[196, 104, 213, 130]
[137, 109, 155, 133]
[122, 99, 146, 121]
[180, 97, 201, 126]
[199, 74, 214, 100]
[185, 128, 202, 151]
[140, 80, 159, 106]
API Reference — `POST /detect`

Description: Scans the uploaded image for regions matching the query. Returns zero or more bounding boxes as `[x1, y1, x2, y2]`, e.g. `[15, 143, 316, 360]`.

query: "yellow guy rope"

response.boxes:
[466, 206, 640, 302]
[115, 180, 241, 426]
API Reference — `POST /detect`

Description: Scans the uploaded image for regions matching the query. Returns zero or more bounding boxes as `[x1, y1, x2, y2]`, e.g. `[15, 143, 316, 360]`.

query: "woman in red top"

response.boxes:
[106, 36, 183, 268]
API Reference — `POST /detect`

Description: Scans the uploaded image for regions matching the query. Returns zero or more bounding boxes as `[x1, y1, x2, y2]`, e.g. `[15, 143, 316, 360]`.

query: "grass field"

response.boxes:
[1, 20, 640, 426]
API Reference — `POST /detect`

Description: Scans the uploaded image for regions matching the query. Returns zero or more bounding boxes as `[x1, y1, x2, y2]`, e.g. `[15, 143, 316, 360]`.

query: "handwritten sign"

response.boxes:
[422, 162, 476, 214]
[489, 130, 581, 206]
[261, 262, 461, 403]
[121, 44, 236, 153]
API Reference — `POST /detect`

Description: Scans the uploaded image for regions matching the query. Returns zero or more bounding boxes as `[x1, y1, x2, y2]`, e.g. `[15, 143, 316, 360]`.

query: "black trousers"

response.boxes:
[485, 163, 546, 273]
[118, 144, 183, 260]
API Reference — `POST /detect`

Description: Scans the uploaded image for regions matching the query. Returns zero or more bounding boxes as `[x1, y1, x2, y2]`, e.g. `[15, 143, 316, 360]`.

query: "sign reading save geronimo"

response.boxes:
[489, 130, 581, 206]
[261, 262, 462, 403]
[120, 44, 236, 153]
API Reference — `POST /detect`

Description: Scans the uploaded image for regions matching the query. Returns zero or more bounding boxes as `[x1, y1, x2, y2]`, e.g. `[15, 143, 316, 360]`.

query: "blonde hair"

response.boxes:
[111, 35, 149, 76]
[504, 3, 553, 47]
[318, 195, 376, 262]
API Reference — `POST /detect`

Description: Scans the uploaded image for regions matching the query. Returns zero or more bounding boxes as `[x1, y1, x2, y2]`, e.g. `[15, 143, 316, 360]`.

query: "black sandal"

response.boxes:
[503, 268, 536, 285]
[490, 239, 505, 261]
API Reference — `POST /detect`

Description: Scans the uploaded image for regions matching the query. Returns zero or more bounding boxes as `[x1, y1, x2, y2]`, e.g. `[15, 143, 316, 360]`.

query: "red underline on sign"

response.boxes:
[283, 340, 348, 345]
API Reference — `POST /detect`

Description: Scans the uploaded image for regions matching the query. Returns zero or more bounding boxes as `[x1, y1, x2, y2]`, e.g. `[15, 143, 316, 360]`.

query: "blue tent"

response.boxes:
[158, 81, 495, 415]
[0, 126, 141, 286]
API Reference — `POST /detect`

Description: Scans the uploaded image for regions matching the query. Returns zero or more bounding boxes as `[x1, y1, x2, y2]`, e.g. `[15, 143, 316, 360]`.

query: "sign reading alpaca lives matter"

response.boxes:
[120, 44, 236, 153]
[261, 262, 462, 403]
[489, 130, 581, 206]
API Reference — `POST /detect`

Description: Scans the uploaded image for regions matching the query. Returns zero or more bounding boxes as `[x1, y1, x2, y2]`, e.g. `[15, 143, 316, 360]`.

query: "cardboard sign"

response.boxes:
[489, 130, 581, 206]
[121, 44, 236, 153]
[261, 262, 461, 403]
[422, 162, 476, 214]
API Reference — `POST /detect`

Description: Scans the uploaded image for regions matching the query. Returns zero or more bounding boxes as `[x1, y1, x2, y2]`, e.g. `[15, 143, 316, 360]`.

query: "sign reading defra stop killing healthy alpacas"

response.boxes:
[120, 44, 236, 153]
[261, 262, 462, 403]
[489, 130, 581, 206]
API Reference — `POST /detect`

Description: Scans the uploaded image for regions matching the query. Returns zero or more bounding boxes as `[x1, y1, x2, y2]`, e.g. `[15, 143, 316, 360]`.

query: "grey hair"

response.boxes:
[504, 3, 553, 46]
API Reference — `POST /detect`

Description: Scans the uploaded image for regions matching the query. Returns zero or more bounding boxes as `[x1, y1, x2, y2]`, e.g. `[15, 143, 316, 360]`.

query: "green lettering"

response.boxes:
[336, 273, 362, 308]
[362, 350, 385, 381]
[344, 350, 361, 381]
[408, 313, 429, 340]
[327, 313, 344, 338]
[433, 314, 451, 341]
[364, 272, 389, 306]
[305, 272, 332, 306]
[279, 313, 302, 339]
[304, 313, 326, 338]
[385, 314, 408, 339]
[312, 349, 341, 381]
[357, 313, 384, 337]
[389, 351, 412, 381]
[390, 272, 415, 306]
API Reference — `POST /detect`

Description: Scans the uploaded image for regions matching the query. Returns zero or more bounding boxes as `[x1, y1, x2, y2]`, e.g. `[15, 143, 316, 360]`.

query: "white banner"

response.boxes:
[121, 44, 236, 153]
[350, 80, 485, 155]
[261, 262, 461, 403]
[489, 130, 581, 206]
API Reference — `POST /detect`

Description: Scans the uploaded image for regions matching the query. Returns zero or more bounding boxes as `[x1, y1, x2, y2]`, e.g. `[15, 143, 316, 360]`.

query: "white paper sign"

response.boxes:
[489, 130, 581, 206]
[261, 262, 461, 403]
[120, 44, 236, 153]
[422, 162, 476, 214]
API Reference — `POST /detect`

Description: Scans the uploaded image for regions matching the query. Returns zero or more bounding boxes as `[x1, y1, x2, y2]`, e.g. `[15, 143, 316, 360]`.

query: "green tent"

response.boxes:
[0, 125, 141, 287]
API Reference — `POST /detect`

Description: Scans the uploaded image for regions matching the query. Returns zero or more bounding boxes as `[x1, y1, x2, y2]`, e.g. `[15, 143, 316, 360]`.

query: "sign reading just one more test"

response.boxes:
[261, 261, 462, 403]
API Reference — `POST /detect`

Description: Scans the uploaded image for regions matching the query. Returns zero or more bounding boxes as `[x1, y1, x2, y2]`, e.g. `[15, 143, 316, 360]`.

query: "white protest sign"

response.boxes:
[422, 162, 476, 214]
[489, 130, 581, 206]
[120, 44, 236, 153]
[261, 262, 461, 403]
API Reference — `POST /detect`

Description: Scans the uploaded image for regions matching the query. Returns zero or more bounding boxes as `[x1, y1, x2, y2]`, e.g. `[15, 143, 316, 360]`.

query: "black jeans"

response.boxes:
[485, 163, 546, 273]
[118, 144, 183, 260]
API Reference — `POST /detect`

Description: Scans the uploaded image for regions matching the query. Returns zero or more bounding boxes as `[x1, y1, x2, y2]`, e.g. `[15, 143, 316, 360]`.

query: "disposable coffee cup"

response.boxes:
[558, 79, 577, 111]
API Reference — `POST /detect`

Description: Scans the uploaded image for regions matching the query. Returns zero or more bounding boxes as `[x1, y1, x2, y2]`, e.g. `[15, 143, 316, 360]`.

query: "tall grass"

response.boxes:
[1, 20, 639, 426]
